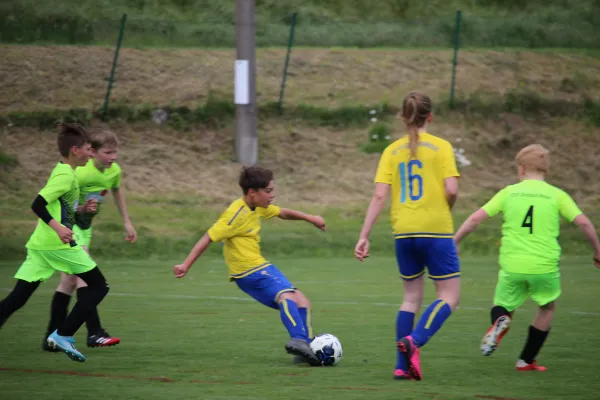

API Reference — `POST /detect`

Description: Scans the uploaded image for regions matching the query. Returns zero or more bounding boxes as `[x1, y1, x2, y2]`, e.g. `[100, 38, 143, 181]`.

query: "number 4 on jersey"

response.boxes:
[522, 205, 534, 234]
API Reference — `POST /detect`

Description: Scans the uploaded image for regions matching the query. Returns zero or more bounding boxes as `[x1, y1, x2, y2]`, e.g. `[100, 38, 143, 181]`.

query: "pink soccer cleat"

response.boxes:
[398, 336, 422, 381]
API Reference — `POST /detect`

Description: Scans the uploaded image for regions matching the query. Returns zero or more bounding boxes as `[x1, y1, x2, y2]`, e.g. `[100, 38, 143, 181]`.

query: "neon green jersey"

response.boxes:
[26, 162, 79, 250]
[482, 180, 582, 274]
[74, 159, 121, 229]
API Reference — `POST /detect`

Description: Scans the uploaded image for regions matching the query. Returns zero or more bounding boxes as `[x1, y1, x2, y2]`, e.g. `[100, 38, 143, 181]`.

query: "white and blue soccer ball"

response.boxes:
[309, 333, 343, 366]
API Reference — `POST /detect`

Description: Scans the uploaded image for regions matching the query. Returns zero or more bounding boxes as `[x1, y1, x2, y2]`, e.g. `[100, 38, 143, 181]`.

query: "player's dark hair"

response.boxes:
[400, 92, 432, 159]
[57, 123, 90, 157]
[239, 166, 274, 194]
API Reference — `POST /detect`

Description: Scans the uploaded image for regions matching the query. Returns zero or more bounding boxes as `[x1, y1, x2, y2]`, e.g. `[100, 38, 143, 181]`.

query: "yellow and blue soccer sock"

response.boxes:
[396, 310, 415, 371]
[410, 299, 452, 347]
[298, 307, 314, 341]
[280, 299, 308, 341]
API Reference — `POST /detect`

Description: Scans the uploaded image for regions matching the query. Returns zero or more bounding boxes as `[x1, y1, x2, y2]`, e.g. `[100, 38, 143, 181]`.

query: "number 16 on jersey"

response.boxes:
[399, 160, 423, 203]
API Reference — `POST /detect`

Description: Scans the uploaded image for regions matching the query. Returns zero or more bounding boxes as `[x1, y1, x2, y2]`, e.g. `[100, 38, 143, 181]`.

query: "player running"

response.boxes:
[454, 144, 600, 371]
[355, 91, 461, 381]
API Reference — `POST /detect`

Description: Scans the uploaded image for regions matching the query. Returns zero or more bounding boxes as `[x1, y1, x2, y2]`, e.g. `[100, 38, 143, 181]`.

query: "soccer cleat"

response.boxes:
[87, 330, 121, 348]
[516, 360, 547, 372]
[42, 336, 60, 353]
[285, 338, 321, 366]
[393, 369, 412, 380]
[46, 330, 86, 362]
[398, 336, 422, 381]
[292, 355, 306, 364]
[481, 315, 511, 356]
[291, 354, 322, 366]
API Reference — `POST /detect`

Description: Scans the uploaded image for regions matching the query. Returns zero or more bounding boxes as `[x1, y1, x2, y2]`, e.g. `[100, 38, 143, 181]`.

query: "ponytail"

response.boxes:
[400, 92, 432, 159]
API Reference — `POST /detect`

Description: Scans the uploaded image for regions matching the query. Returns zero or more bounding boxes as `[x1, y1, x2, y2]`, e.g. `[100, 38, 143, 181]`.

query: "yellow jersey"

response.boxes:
[207, 198, 281, 279]
[375, 132, 459, 238]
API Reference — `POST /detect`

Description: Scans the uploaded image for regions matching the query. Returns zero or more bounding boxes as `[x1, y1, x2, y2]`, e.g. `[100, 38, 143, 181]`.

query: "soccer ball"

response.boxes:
[309, 333, 343, 366]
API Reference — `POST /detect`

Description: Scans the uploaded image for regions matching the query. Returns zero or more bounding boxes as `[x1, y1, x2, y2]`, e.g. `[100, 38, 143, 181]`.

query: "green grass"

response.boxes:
[1, 255, 600, 399]
[2, 194, 598, 261]
[2, 0, 600, 48]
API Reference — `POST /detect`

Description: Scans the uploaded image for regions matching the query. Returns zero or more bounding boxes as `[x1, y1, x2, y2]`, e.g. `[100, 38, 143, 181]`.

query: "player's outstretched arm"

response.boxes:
[573, 214, 600, 267]
[454, 208, 490, 246]
[355, 183, 390, 262]
[112, 187, 137, 243]
[278, 208, 326, 231]
[173, 233, 213, 278]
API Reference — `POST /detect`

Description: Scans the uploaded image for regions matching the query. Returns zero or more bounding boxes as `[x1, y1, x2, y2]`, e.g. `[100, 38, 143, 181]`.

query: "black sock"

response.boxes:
[491, 305, 510, 325]
[0, 280, 40, 329]
[46, 291, 72, 336]
[78, 288, 102, 336]
[58, 268, 109, 337]
[520, 325, 549, 364]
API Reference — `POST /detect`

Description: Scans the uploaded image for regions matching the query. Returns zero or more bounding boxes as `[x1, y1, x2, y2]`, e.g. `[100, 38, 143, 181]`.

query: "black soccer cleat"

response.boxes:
[87, 330, 121, 348]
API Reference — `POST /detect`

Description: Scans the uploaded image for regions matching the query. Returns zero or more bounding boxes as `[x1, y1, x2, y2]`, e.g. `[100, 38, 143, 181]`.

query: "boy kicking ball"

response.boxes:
[173, 166, 325, 365]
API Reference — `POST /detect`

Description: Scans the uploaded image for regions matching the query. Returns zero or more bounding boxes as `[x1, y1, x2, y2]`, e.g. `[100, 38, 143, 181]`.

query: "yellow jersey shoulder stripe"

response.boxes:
[227, 205, 246, 225]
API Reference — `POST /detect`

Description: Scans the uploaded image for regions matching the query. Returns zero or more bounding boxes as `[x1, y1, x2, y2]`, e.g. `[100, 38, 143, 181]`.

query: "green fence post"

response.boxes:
[102, 14, 127, 121]
[278, 12, 297, 115]
[449, 10, 462, 109]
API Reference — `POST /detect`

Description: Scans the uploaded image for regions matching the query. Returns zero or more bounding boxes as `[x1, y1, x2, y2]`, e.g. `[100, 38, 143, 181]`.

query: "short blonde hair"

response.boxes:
[89, 129, 119, 150]
[515, 144, 550, 173]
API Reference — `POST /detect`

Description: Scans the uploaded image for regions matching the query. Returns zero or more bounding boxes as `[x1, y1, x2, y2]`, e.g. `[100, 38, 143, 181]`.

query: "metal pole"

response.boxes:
[449, 10, 462, 109]
[235, 0, 258, 165]
[278, 12, 297, 115]
[102, 14, 127, 121]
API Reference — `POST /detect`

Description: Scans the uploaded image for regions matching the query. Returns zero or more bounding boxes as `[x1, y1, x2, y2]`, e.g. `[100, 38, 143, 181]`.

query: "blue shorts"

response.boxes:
[395, 238, 460, 281]
[234, 264, 296, 309]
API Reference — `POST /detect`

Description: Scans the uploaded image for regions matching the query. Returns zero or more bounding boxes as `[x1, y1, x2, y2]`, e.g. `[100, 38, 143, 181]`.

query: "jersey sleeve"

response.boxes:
[112, 164, 122, 189]
[440, 141, 460, 179]
[557, 190, 583, 222]
[481, 188, 508, 217]
[207, 205, 246, 242]
[38, 171, 73, 204]
[374, 146, 393, 184]
[257, 205, 281, 220]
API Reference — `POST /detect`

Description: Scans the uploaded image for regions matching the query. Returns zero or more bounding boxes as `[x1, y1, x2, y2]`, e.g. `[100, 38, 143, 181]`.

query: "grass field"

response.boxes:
[1, 255, 600, 400]
[3, 0, 600, 48]
[2, 46, 600, 113]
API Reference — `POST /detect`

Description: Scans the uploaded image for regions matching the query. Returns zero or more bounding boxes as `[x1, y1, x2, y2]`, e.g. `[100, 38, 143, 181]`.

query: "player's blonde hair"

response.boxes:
[89, 129, 119, 150]
[515, 144, 550, 174]
[400, 91, 432, 159]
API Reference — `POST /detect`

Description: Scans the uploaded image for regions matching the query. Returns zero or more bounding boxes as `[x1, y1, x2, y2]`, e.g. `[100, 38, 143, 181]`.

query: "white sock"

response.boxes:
[516, 359, 529, 368]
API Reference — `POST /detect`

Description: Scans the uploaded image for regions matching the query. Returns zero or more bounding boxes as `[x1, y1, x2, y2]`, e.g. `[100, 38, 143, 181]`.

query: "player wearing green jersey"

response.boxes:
[454, 144, 600, 371]
[43, 129, 136, 350]
[0, 124, 110, 362]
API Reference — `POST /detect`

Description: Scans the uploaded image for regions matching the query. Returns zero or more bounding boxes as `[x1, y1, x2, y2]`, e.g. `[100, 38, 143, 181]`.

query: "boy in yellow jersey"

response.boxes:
[173, 166, 325, 365]
[355, 92, 460, 381]
[0, 123, 110, 362]
[43, 130, 136, 351]
[454, 144, 600, 371]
